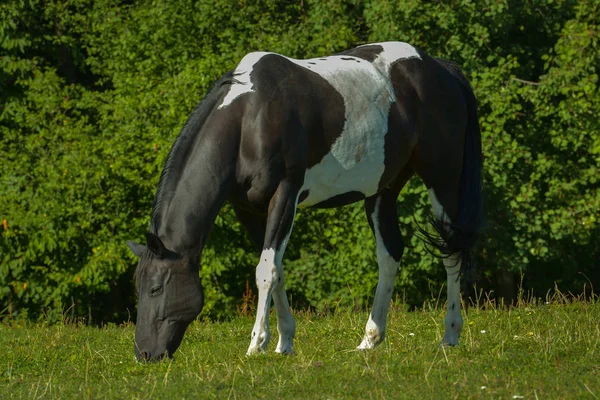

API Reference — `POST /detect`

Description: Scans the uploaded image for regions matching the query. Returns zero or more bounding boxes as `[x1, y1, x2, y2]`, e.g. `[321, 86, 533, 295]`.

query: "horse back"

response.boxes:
[221, 43, 467, 209]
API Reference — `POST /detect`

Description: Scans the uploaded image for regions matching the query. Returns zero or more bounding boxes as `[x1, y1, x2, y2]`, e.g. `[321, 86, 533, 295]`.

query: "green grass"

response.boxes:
[1, 297, 599, 399]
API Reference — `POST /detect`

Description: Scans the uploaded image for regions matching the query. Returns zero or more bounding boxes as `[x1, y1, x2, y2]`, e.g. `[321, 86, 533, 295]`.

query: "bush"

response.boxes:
[1, 0, 598, 322]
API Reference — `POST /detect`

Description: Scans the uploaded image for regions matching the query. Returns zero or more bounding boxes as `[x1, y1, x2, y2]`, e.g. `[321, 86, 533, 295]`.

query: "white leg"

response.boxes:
[442, 255, 463, 346]
[247, 248, 278, 355]
[428, 188, 463, 346]
[247, 196, 298, 355]
[358, 198, 400, 350]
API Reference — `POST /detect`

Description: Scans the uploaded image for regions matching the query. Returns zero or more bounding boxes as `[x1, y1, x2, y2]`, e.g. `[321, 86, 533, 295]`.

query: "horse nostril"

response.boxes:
[141, 351, 150, 361]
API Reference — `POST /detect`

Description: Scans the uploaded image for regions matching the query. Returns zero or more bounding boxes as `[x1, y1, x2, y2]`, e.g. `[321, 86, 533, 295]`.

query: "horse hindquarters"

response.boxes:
[415, 59, 484, 346]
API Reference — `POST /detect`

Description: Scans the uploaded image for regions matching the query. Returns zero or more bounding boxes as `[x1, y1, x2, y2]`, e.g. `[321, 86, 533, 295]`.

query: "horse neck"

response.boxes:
[153, 125, 238, 256]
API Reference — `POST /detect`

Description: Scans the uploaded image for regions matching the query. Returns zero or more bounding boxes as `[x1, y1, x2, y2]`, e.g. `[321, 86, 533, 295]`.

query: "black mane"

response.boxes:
[150, 71, 236, 233]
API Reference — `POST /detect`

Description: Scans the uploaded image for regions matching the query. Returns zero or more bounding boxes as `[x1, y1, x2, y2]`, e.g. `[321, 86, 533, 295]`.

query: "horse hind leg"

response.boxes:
[272, 254, 296, 354]
[358, 189, 405, 349]
[428, 188, 463, 346]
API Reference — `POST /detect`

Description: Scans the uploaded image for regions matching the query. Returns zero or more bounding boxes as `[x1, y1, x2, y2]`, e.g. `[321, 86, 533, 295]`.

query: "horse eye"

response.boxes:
[150, 285, 163, 297]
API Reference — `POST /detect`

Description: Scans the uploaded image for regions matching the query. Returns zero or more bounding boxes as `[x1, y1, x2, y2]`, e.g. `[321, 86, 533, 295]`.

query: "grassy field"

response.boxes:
[1, 296, 599, 399]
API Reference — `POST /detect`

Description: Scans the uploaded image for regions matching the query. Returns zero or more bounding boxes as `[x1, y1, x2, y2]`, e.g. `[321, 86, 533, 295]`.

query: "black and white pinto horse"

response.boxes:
[127, 42, 483, 361]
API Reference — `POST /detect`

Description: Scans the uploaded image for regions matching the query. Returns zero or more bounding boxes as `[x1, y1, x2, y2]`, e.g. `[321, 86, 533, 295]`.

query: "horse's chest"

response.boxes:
[297, 62, 393, 208]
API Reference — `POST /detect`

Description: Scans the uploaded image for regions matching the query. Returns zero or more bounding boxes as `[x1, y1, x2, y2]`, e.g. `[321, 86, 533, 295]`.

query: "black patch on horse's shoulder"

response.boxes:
[340, 57, 354, 61]
[249, 54, 345, 170]
[310, 191, 365, 208]
[308, 62, 316, 65]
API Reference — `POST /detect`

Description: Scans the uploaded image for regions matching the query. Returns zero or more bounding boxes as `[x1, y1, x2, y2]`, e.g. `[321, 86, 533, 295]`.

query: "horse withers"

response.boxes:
[126, 41, 484, 361]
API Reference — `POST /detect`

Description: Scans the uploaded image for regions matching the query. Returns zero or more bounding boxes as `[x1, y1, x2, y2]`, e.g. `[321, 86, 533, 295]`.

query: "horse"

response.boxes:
[126, 41, 484, 361]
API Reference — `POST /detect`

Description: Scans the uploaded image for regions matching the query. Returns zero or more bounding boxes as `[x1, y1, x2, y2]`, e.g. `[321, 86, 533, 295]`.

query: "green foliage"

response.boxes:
[1, 0, 598, 322]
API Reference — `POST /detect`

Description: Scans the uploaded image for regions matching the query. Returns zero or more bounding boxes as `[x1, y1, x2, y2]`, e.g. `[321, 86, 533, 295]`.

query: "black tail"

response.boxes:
[421, 59, 485, 282]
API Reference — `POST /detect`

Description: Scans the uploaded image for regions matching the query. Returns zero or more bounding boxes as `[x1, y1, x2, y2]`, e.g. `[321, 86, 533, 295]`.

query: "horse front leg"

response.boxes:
[272, 248, 296, 354]
[247, 180, 298, 355]
[247, 248, 277, 354]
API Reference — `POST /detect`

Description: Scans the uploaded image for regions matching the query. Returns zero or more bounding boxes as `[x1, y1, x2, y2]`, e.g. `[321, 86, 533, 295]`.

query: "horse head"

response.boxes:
[127, 233, 203, 362]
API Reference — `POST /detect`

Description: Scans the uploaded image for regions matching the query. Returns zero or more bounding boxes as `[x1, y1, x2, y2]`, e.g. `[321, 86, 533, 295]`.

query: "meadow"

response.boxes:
[1, 294, 598, 399]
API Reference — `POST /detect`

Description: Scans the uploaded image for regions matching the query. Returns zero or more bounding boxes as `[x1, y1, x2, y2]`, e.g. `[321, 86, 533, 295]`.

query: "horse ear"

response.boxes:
[145, 232, 167, 258]
[126, 241, 146, 257]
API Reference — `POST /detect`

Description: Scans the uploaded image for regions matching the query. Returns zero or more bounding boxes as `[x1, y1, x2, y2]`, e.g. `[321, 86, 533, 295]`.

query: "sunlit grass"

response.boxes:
[1, 293, 598, 399]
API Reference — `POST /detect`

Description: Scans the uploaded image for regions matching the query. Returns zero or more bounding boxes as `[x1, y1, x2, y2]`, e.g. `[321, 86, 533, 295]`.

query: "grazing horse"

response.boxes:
[126, 41, 483, 361]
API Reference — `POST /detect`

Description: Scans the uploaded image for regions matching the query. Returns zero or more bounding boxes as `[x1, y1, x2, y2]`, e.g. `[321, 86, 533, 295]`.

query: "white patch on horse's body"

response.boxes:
[296, 44, 421, 207]
[358, 197, 400, 349]
[296, 55, 396, 207]
[218, 51, 270, 109]
[361, 41, 421, 76]
[218, 43, 422, 208]
[428, 188, 463, 346]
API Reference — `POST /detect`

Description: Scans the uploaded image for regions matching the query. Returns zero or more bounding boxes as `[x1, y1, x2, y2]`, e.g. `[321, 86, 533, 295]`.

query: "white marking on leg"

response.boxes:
[428, 188, 463, 346]
[247, 248, 277, 355]
[442, 256, 463, 346]
[247, 197, 299, 355]
[358, 198, 399, 350]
